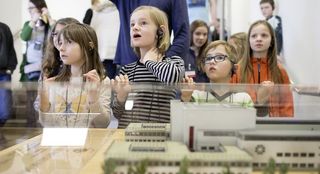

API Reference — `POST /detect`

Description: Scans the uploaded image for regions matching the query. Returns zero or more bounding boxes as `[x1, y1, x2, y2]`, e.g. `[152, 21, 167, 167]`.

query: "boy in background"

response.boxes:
[260, 0, 283, 55]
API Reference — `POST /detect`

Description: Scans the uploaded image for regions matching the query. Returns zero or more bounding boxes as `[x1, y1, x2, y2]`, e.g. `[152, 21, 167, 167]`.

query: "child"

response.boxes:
[260, 0, 283, 55]
[111, 6, 184, 128]
[41, 17, 79, 79]
[38, 23, 111, 128]
[185, 20, 209, 82]
[232, 20, 293, 117]
[181, 40, 253, 107]
[228, 32, 247, 63]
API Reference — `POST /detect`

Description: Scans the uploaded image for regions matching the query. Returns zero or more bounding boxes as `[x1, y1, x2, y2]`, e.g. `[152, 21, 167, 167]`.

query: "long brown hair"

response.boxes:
[240, 20, 283, 83]
[190, 20, 210, 71]
[42, 18, 79, 78]
[55, 23, 105, 81]
[131, 6, 170, 58]
[228, 32, 247, 63]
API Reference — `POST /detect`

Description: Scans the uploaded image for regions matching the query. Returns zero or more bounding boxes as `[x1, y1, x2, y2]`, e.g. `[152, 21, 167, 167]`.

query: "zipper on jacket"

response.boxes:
[257, 59, 261, 84]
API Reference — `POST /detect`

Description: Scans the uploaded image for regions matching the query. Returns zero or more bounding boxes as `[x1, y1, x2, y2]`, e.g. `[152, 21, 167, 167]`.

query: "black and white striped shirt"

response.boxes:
[112, 56, 184, 128]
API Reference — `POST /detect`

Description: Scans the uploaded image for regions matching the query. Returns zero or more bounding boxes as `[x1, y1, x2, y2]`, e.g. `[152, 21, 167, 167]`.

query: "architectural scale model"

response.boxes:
[104, 141, 252, 174]
[104, 101, 320, 172]
[125, 123, 170, 142]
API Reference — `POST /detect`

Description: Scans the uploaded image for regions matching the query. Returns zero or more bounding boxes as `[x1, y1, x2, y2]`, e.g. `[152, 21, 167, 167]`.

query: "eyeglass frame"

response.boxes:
[51, 32, 58, 38]
[203, 55, 229, 64]
[28, 6, 37, 11]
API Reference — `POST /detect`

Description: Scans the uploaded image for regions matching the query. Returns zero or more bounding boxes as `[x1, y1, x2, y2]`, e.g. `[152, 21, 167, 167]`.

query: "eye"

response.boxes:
[215, 55, 226, 62]
[194, 32, 201, 36]
[130, 22, 135, 28]
[251, 34, 257, 38]
[141, 21, 147, 25]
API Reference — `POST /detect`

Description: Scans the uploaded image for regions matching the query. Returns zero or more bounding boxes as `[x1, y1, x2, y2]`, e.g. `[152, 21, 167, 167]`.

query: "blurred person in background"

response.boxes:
[90, 0, 120, 79]
[0, 22, 17, 127]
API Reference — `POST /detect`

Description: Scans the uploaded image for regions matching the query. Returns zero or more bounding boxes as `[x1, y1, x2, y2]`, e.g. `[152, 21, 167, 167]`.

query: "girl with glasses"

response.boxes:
[20, 0, 54, 82]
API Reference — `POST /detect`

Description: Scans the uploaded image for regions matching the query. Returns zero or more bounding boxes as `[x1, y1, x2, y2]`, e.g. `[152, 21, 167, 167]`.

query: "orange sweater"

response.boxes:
[232, 57, 294, 117]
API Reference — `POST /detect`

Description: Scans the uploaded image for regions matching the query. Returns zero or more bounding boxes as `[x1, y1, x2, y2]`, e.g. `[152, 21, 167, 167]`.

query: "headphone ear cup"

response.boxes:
[157, 29, 164, 39]
[231, 63, 236, 76]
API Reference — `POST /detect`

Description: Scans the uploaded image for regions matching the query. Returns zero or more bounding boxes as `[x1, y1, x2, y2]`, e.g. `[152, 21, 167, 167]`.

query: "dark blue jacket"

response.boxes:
[0, 22, 17, 73]
[111, 0, 190, 65]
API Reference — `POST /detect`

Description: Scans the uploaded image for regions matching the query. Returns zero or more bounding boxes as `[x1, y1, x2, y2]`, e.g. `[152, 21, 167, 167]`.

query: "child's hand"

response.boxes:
[84, 69, 100, 83]
[41, 8, 50, 24]
[257, 81, 274, 104]
[140, 48, 160, 64]
[181, 77, 195, 102]
[111, 74, 131, 103]
[38, 76, 56, 112]
[84, 70, 101, 103]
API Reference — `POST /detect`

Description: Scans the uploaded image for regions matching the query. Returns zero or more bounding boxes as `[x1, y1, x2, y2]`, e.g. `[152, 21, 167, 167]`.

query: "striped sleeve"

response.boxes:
[144, 56, 185, 83]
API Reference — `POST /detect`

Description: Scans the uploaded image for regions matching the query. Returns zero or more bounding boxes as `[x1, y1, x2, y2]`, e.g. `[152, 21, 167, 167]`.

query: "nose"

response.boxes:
[199, 34, 206, 40]
[59, 42, 65, 52]
[207, 59, 217, 65]
[131, 23, 139, 31]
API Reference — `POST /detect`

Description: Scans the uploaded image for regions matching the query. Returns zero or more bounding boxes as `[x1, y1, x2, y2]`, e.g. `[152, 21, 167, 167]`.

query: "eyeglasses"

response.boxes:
[203, 55, 228, 64]
[51, 32, 58, 38]
[28, 6, 36, 11]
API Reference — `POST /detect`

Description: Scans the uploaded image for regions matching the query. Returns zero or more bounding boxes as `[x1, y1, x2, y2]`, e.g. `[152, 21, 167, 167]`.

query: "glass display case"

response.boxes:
[0, 82, 319, 174]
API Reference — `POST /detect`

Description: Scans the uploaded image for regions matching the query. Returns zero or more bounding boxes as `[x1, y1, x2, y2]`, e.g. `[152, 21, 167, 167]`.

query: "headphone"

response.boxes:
[230, 61, 236, 76]
[156, 28, 164, 48]
[157, 28, 164, 39]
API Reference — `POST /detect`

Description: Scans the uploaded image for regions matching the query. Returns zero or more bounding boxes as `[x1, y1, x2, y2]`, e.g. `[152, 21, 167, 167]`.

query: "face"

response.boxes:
[260, 3, 273, 18]
[28, 2, 39, 16]
[192, 26, 208, 48]
[58, 35, 84, 67]
[52, 24, 65, 49]
[130, 10, 158, 50]
[249, 24, 272, 54]
[203, 45, 232, 83]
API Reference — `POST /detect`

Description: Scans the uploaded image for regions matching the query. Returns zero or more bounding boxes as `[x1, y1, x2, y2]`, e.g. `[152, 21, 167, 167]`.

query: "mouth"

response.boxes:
[209, 67, 216, 72]
[60, 55, 67, 59]
[133, 33, 141, 38]
[255, 44, 263, 47]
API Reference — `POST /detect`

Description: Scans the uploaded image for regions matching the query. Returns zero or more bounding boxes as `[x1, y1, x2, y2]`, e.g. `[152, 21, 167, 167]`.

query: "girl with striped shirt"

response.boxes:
[111, 6, 185, 128]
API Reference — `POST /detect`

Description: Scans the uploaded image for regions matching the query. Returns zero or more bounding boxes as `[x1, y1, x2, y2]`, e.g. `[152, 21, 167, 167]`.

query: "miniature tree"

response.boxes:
[127, 159, 148, 174]
[279, 163, 289, 174]
[222, 163, 232, 174]
[263, 158, 276, 174]
[103, 159, 116, 174]
[135, 159, 148, 174]
[178, 157, 189, 174]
